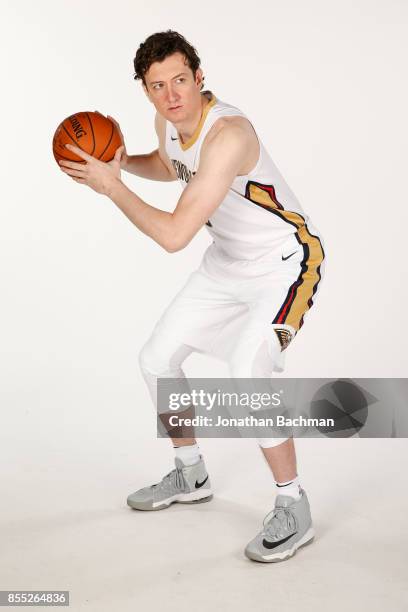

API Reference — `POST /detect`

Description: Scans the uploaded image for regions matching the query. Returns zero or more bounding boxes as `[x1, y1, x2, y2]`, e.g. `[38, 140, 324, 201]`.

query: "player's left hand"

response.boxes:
[59, 144, 125, 196]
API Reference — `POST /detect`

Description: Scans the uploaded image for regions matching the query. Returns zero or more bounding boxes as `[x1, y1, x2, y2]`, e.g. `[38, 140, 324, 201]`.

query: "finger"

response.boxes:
[61, 167, 87, 179]
[59, 159, 87, 170]
[114, 145, 125, 161]
[72, 177, 86, 184]
[65, 144, 93, 162]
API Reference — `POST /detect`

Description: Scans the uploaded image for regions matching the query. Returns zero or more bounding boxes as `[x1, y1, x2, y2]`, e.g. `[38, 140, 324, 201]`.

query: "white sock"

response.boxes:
[275, 475, 302, 500]
[173, 443, 201, 466]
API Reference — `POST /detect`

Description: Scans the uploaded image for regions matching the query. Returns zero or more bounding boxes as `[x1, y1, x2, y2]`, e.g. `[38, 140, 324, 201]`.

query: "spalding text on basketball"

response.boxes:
[69, 115, 87, 140]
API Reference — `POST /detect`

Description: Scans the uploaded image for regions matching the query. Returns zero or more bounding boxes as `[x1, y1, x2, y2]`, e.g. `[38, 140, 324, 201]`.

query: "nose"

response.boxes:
[166, 83, 180, 104]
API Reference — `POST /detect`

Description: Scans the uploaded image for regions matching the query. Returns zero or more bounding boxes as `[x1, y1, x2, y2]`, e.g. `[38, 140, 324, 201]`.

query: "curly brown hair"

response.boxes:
[133, 30, 204, 90]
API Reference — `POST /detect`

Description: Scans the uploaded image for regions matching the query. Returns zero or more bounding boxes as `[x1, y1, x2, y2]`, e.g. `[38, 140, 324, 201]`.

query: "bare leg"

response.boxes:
[158, 404, 197, 447]
[260, 438, 297, 482]
[172, 436, 197, 446]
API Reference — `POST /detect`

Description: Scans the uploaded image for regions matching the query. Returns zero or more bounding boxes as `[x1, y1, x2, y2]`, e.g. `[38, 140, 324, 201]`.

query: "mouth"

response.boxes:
[168, 105, 182, 111]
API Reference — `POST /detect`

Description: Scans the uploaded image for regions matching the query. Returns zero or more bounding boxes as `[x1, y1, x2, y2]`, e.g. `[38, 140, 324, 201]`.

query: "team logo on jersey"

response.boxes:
[171, 159, 196, 183]
[274, 328, 293, 351]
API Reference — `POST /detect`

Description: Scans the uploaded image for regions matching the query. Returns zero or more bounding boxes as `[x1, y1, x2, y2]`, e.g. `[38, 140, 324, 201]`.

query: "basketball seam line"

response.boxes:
[85, 112, 96, 156]
[61, 123, 88, 155]
[98, 120, 114, 161]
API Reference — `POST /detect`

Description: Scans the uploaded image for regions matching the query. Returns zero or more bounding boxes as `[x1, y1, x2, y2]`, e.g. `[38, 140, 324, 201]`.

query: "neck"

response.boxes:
[177, 92, 210, 143]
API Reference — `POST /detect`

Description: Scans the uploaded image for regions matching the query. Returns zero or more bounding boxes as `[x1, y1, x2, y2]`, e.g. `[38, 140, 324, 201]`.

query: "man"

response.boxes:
[60, 30, 325, 563]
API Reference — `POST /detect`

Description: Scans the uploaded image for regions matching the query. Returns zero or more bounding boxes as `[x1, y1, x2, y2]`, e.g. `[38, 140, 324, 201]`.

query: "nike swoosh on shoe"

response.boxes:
[262, 532, 298, 549]
[195, 475, 209, 489]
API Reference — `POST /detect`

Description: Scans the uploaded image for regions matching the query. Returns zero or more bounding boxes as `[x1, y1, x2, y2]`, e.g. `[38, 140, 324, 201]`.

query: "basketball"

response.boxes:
[52, 111, 122, 165]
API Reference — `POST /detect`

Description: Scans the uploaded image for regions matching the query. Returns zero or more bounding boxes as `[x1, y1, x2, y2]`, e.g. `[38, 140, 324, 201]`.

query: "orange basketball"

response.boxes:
[52, 111, 122, 165]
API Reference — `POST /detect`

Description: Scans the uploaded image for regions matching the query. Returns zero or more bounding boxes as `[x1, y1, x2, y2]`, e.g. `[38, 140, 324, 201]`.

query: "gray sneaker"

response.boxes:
[127, 456, 213, 511]
[245, 488, 315, 562]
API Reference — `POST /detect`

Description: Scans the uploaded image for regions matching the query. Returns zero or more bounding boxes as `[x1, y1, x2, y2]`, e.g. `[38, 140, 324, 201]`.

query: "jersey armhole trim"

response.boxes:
[244, 120, 263, 178]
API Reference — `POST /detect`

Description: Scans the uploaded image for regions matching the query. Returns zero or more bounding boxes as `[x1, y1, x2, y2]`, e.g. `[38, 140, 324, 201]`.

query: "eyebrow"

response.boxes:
[149, 72, 188, 85]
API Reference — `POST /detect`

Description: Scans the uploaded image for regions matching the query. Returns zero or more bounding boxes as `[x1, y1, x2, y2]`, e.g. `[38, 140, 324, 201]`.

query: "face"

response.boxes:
[143, 52, 204, 123]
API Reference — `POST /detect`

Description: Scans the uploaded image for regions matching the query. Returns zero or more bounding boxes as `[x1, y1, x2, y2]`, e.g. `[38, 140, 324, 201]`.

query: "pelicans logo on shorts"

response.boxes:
[274, 328, 293, 351]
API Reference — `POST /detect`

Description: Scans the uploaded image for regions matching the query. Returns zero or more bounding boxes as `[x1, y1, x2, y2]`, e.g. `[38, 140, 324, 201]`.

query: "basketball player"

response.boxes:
[59, 30, 325, 563]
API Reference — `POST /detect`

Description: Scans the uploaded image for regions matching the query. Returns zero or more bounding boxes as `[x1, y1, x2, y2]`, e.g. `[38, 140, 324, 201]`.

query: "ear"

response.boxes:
[195, 68, 204, 89]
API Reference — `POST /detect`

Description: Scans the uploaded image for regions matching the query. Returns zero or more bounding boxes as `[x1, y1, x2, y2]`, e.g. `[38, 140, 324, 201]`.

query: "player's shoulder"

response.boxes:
[210, 113, 253, 136]
[203, 114, 256, 154]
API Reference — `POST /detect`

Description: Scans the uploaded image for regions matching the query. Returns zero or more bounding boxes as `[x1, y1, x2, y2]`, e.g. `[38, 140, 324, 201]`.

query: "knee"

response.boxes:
[138, 334, 165, 376]
[138, 331, 189, 377]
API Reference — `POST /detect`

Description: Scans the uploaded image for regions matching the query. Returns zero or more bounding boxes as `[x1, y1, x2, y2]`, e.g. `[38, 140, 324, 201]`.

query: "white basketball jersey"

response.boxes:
[165, 91, 322, 260]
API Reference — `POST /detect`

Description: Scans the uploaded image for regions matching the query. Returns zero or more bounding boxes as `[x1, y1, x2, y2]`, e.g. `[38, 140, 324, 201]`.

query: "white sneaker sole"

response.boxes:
[127, 489, 213, 511]
[152, 489, 213, 509]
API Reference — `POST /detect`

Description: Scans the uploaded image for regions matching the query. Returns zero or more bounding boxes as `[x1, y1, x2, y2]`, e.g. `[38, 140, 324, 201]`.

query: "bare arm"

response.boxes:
[122, 150, 174, 181]
[122, 112, 177, 182]
[106, 123, 253, 252]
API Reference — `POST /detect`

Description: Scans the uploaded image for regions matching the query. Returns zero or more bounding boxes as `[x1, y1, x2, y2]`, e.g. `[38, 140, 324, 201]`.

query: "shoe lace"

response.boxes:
[262, 506, 297, 540]
[152, 466, 185, 493]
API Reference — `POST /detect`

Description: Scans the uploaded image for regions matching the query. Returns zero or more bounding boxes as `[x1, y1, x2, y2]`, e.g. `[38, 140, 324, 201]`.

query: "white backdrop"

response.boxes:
[2, 0, 407, 450]
[1, 0, 407, 446]
[1, 1, 407, 609]
[2, 1, 407, 399]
